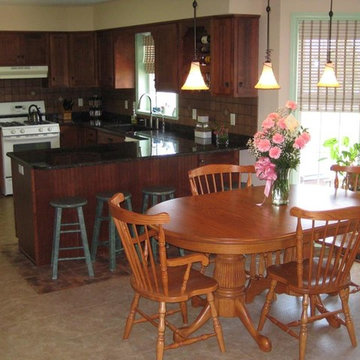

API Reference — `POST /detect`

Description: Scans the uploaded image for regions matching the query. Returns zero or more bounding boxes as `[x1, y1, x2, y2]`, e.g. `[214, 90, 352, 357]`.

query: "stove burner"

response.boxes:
[0, 121, 24, 127]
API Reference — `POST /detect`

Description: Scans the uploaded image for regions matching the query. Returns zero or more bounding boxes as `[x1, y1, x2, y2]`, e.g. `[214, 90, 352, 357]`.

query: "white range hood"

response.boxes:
[0, 65, 48, 79]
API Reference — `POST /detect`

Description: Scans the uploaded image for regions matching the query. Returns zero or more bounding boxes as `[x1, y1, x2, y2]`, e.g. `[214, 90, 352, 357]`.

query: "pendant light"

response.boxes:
[317, 0, 340, 87]
[255, 0, 280, 90]
[181, 0, 209, 91]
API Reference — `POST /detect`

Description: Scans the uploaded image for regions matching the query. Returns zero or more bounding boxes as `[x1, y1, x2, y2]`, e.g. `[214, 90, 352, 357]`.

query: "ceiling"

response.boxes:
[0, 0, 110, 5]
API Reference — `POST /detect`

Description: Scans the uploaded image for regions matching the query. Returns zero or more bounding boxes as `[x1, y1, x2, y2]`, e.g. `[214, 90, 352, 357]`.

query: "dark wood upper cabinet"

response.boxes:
[49, 32, 69, 88]
[211, 15, 259, 97]
[153, 23, 179, 92]
[114, 29, 135, 89]
[97, 30, 114, 88]
[68, 31, 97, 87]
[97, 29, 135, 89]
[0, 32, 48, 66]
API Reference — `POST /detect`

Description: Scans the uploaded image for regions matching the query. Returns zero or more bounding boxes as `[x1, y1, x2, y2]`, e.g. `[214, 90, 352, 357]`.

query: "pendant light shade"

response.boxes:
[181, 61, 209, 90]
[255, 61, 280, 89]
[317, 0, 340, 87]
[255, 0, 280, 90]
[317, 62, 340, 87]
[181, 0, 209, 91]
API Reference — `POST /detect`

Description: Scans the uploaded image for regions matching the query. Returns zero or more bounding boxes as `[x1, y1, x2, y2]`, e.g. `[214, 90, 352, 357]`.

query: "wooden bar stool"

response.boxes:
[50, 196, 94, 280]
[141, 185, 184, 257]
[91, 190, 132, 271]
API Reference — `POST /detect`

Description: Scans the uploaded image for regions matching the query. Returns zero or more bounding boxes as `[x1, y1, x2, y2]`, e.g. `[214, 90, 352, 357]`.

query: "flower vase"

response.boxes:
[272, 168, 291, 205]
[216, 128, 229, 147]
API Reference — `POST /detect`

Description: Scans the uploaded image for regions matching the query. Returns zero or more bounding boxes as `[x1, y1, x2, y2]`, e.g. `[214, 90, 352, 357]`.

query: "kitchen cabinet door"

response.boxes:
[69, 32, 97, 87]
[211, 16, 259, 97]
[153, 23, 179, 92]
[0, 32, 47, 66]
[49, 33, 69, 88]
[97, 30, 114, 88]
[97, 130, 125, 144]
[60, 124, 79, 148]
[114, 29, 135, 89]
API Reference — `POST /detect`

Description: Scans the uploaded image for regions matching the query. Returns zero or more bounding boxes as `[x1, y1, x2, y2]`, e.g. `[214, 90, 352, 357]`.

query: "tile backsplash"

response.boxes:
[0, 79, 257, 136]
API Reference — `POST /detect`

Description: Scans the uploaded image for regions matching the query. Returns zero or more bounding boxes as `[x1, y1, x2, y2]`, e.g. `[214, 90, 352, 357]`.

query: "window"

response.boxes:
[135, 33, 178, 119]
[292, 15, 360, 185]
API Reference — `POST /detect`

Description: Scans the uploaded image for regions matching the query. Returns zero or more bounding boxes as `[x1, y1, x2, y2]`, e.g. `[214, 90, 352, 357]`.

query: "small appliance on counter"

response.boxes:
[89, 95, 102, 126]
[194, 115, 212, 145]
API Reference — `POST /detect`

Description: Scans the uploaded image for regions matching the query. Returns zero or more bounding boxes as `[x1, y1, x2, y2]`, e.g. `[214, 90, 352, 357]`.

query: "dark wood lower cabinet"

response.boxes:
[11, 149, 239, 265]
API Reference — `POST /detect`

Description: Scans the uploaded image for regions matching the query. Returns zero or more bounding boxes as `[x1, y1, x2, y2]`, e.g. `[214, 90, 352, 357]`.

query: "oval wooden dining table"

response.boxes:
[146, 184, 360, 352]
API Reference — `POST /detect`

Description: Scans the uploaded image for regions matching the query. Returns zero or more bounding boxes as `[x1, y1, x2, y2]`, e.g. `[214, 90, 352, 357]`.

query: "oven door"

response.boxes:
[1, 133, 60, 195]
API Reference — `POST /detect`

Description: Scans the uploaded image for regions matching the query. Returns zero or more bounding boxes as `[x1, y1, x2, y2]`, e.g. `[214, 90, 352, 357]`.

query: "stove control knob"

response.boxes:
[47, 127, 52, 132]
[20, 129, 25, 133]
[11, 130, 16, 134]
[39, 128, 43, 132]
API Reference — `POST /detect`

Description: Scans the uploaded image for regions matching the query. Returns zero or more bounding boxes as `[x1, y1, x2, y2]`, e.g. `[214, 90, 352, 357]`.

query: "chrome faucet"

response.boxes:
[137, 93, 153, 129]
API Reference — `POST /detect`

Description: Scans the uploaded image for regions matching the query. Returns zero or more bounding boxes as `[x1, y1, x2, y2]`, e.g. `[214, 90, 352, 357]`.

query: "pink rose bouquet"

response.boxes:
[247, 101, 310, 198]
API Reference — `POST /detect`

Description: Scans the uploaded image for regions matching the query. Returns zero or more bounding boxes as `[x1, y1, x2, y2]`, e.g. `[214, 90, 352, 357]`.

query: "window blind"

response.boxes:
[143, 35, 155, 74]
[297, 19, 360, 112]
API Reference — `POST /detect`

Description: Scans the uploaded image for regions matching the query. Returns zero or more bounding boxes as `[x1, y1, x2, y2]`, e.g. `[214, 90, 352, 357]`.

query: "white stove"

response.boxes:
[0, 100, 60, 195]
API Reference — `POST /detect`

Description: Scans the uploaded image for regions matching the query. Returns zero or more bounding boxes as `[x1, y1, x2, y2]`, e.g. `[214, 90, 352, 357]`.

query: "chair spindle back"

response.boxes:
[290, 206, 360, 292]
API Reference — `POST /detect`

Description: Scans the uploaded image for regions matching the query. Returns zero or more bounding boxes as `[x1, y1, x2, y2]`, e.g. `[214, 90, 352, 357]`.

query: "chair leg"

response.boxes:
[339, 287, 357, 347]
[299, 294, 309, 360]
[77, 206, 94, 278]
[109, 218, 117, 272]
[90, 199, 104, 261]
[157, 301, 166, 360]
[51, 208, 62, 280]
[123, 293, 140, 339]
[207, 292, 226, 353]
[258, 279, 277, 331]
[180, 301, 188, 325]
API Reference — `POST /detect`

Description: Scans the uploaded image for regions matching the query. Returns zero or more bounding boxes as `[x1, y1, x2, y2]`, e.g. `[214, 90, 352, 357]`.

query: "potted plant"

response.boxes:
[322, 136, 360, 190]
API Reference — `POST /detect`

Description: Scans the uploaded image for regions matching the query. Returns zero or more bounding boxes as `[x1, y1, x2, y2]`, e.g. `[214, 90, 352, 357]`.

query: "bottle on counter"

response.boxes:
[131, 101, 137, 124]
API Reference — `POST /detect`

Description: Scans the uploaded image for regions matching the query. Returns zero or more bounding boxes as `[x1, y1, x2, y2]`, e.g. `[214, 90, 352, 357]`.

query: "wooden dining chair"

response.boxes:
[331, 164, 360, 293]
[258, 206, 360, 360]
[109, 193, 225, 360]
[331, 164, 360, 191]
[188, 163, 255, 195]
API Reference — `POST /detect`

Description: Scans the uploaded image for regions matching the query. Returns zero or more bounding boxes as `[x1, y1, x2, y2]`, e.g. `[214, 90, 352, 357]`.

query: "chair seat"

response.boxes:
[130, 265, 218, 302]
[50, 196, 87, 208]
[267, 259, 351, 294]
[96, 190, 131, 202]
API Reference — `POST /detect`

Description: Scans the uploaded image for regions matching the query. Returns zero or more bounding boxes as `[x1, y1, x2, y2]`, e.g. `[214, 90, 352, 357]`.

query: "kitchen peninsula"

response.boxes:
[8, 128, 249, 266]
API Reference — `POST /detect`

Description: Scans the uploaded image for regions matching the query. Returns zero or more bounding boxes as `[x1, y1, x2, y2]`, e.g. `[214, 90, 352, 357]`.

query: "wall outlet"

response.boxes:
[192, 108, 197, 120]
[78, 98, 83, 107]
[124, 100, 128, 109]
[18, 164, 24, 175]
[230, 113, 236, 126]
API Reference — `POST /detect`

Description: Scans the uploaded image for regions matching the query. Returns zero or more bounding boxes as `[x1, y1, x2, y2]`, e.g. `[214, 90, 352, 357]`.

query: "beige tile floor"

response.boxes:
[1, 195, 360, 360]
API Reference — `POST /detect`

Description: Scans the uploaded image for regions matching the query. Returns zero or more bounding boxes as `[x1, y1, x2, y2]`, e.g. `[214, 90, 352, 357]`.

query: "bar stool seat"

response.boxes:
[50, 196, 94, 280]
[91, 190, 132, 271]
[141, 185, 184, 257]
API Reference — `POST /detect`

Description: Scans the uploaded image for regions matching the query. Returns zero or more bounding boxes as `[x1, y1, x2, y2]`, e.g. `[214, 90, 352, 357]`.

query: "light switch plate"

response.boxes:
[230, 113, 236, 126]
[78, 98, 83, 107]
[192, 108, 197, 120]
[124, 100, 128, 109]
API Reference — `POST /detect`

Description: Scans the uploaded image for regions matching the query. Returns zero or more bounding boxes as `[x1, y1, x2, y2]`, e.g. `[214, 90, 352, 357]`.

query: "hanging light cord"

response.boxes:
[193, 0, 198, 60]
[327, 0, 334, 63]
[265, 0, 271, 63]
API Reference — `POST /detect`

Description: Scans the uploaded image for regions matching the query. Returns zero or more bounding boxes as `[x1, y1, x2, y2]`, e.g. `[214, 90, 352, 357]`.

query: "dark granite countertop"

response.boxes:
[7, 121, 250, 170]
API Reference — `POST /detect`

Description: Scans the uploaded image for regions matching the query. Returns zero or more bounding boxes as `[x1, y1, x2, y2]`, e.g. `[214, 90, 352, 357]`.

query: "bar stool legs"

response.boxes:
[50, 196, 94, 280]
[91, 191, 132, 271]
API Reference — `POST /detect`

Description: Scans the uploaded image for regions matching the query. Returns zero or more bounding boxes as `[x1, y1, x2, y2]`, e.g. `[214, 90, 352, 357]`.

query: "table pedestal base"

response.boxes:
[178, 254, 271, 352]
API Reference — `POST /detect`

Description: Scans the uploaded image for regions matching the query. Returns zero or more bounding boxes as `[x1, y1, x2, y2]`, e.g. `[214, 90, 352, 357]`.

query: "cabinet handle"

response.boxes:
[238, 82, 243, 88]
[199, 159, 205, 166]
[224, 82, 229, 88]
